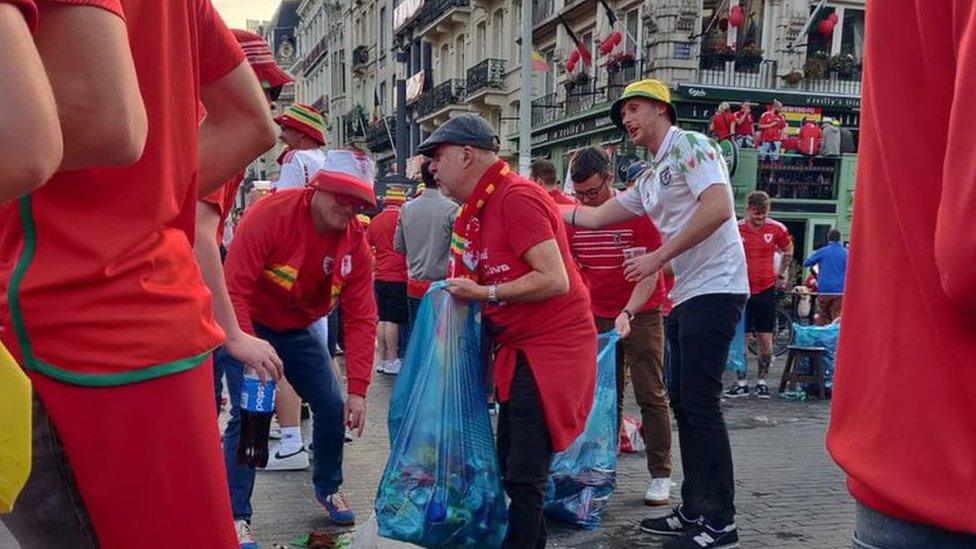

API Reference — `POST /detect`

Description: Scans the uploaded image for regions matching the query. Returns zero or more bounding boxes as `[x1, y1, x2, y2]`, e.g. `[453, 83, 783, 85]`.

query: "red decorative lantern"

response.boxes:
[729, 5, 745, 28]
[566, 56, 578, 73]
[600, 38, 615, 55]
[828, 12, 839, 23]
[817, 18, 836, 37]
[610, 30, 623, 46]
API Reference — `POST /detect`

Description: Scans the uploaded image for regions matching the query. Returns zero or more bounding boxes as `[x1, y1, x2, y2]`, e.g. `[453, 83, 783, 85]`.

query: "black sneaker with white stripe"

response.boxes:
[662, 522, 739, 549]
[639, 507, 699, 536]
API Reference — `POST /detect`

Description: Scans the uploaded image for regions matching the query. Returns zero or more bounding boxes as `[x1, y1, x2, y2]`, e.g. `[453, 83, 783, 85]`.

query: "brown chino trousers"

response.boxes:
[596, 309, 672, 478]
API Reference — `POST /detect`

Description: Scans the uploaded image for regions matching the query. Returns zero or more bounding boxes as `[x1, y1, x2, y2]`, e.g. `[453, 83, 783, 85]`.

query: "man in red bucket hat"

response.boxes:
[221, 149, 379, 538]
[274, 103, 329, 191]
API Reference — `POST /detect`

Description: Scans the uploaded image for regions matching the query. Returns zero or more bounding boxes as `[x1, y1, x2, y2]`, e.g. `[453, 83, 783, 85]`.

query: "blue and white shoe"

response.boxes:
[315, 488, 356, 526]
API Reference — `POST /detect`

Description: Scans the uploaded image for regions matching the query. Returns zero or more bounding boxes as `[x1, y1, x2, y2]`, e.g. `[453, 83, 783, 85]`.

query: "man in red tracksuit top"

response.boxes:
[222, 149, 378, 532]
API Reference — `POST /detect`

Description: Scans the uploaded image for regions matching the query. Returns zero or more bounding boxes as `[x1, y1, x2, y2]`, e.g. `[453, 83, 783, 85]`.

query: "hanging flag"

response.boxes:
[597, 0, 617, 27]
[532, 50, 550, 72]
[371, 86, 381, 124]
[557, 14, 592, 67]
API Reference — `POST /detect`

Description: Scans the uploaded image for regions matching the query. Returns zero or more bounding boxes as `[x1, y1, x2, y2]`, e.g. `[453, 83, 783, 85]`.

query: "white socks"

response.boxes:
[279, 426, 303, 452]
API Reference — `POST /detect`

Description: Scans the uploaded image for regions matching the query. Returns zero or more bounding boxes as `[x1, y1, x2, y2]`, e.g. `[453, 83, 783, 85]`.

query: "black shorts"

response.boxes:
[375, 281, 408, 324]
[745, 287, 777, 334]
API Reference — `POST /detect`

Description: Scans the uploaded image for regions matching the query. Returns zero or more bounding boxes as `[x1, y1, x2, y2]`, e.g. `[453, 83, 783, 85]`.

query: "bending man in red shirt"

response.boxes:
[367, 186, 409, 374]
[422, 114, 597, 548]
[728, 191, 792, 398]
[222, 149, 378, 536]
[566, 146, 673, 506]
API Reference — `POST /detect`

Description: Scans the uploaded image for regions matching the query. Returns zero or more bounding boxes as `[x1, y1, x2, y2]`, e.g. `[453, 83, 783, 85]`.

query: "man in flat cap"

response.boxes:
[421, 113, 597, 548]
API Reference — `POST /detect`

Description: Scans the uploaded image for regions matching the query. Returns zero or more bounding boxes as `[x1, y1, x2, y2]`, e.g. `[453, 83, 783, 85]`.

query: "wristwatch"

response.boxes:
[487, 284, 501, 305]
[621, 308, 636, 321]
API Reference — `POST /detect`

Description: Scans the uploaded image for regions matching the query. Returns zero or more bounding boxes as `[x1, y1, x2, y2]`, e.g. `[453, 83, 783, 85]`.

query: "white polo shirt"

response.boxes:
[616, 126, 749, 306]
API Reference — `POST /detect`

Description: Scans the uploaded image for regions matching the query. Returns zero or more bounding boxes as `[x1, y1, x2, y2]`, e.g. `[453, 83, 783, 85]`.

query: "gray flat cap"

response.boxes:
[416, 113, 500, 155]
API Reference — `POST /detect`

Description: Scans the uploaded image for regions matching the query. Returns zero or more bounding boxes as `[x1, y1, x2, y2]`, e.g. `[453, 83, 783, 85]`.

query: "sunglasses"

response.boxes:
[334, 195, 369, 213]
[573, 181, 608, 200]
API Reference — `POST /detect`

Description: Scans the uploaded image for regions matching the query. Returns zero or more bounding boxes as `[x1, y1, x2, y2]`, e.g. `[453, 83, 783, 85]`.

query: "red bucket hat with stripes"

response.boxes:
[231, 29, 294, 91]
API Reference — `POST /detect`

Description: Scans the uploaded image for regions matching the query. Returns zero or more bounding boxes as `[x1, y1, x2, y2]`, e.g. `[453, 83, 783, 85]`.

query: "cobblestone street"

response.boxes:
[0, 356, 853, 548]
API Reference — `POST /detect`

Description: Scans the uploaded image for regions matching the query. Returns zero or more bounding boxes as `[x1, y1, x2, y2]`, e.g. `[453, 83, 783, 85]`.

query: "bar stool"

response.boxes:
[779, 345, 827, 398]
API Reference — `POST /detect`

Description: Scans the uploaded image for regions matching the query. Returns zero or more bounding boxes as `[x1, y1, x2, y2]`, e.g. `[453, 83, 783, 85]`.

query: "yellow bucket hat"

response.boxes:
[609, 79, 677, 131]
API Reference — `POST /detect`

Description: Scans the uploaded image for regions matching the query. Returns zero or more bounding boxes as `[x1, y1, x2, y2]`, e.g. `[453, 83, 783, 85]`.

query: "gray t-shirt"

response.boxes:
[616, 126, 749, 306]
[394, 189, 458, 281]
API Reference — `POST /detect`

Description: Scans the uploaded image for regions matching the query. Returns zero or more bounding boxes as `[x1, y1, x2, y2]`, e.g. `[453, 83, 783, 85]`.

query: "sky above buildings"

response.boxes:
[212, 0, 279, 29]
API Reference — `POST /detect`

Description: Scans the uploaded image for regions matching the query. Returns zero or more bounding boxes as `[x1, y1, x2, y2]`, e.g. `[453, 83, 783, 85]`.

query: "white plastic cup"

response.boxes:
[622, 247, 647, 261]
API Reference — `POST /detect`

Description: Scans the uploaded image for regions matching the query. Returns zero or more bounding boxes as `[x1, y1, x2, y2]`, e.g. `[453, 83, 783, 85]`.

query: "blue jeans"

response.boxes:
[220, 323, 345, 521]
[853, 502, 976, 548]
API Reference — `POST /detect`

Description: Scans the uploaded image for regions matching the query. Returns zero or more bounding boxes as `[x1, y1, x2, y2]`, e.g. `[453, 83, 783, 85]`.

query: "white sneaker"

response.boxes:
[234, 519, 258, 549]
[260, 443, 309, 471]
[644, 477, 671, 506]
[385, 359, 402, 375]
[376, 360, 389, 373]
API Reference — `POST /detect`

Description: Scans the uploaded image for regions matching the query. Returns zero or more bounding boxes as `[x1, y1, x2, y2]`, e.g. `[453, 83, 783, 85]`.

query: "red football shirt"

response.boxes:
[0, 0, 243, 385]
[735, 111, 754, 136]
[366, 206, 408, 282]
[476, 161, 597, 452]
[566, 216, 667, 318]
[200, 170, 245, 244]
[738, 218, 792, 295]
[758, 109, 786, 143]
[711, 111, 734, 141]
[224, 189, 377, 397]
[798, 123, 823, 155]
[827, 0, 976, 535]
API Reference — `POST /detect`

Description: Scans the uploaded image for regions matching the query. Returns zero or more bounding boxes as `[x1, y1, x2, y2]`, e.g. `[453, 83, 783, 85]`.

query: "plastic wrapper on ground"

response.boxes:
[792, 322, 840, 396]
[375, 282, 507, 548]
[545, 331, 620, 530]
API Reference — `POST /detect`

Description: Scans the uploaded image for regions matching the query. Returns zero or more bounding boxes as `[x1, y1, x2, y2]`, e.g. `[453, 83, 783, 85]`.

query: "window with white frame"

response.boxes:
[455, 34, 466, 79]
[492, 9, 505, 59]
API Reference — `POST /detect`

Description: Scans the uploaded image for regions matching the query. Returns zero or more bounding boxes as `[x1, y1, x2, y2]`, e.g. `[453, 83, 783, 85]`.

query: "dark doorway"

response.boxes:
[782, 219, 807, 264]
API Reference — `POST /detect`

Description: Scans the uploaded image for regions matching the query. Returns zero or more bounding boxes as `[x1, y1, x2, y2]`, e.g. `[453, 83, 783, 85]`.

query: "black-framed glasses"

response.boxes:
[573, 181, 608, 200]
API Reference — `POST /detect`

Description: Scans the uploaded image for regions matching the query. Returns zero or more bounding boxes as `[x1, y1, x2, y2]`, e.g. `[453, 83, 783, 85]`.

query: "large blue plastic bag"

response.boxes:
[545, 331, 620, 530]
[792, 322, 840, 396]
[375, 282, 507, 548]
[726, 315, 746, 373]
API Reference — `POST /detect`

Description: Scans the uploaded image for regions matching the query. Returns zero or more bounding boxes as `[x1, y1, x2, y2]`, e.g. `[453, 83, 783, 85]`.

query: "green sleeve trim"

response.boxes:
[8, 195, 215, 387]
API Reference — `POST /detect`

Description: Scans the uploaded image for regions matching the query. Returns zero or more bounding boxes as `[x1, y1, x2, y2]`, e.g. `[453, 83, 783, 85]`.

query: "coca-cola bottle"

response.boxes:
[237, 369, 277, 468]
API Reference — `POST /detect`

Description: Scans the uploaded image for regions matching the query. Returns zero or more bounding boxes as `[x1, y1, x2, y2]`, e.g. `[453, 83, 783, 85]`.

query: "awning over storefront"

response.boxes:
[674, 83, 860, 110]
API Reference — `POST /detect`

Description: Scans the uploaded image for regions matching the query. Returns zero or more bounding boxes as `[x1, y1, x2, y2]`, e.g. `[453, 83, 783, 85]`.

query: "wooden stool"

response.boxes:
[779, 345, 827, 398]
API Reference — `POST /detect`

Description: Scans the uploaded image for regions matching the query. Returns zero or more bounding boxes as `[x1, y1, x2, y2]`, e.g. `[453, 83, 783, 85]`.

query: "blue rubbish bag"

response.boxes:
[375, 282, 508, 548]
[792, 322, 840, 396]
[726, 315, 747, 373]
[545, 331, 620, 530]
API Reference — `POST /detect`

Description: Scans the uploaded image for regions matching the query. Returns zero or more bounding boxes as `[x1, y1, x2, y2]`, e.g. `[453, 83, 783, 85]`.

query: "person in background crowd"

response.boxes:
[221, 150, 378, 541]
[820, 118, 841, 156]
[839, 123, 856, 154]
[1, 1, 277, 547]
[798, 117, 823, 157]
[803, 229, 847, 325]
[568, 79, 748, 549]
[272, 103, 327, 190]
[757, 99, 786, 163]
[625, 161, 652, 190]
[531, 157, 577, 205]
[733, 103, 755, 149]
[421, 114, 597, 549]
[708, 102, 735, 142]
[395, 159, 457, 328]
[828, 3, 976, 546]
[566, 146, 674, 507]
[196, 28, 291, 416]
[368, 186, 410, 375]
[727, 191, 793, 399]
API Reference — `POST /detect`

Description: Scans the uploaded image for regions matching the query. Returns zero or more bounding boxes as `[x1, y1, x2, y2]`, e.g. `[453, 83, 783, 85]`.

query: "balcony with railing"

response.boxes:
[465, 58, 507, 104]
[414, 0, 470, 39]
[797, 75, 862, 96]
[531, 93, 562, 127]
[565, 79, 599, 113]
[607, 62, 640, 102]
[366, 115, 396, 153]
[342, 109, 368, 142]
[415, 79, 467, 120]
[756, 155, 841, 201]
[532, 0, 553, 25]
[697, 58, 778, 90]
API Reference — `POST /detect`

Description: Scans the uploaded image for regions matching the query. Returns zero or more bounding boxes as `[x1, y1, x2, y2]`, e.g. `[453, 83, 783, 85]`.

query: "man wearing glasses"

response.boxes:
[221, 149, 379, 536]
[565, 146, 674, 507]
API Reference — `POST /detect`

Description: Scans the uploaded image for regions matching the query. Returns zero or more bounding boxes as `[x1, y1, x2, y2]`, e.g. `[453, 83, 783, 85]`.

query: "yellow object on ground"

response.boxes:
[0, 343, 31, 513]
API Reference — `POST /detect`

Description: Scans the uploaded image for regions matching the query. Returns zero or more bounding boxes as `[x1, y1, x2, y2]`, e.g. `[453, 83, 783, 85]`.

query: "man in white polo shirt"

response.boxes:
[566, 79, 748, 549]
